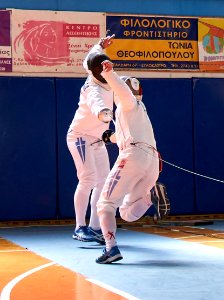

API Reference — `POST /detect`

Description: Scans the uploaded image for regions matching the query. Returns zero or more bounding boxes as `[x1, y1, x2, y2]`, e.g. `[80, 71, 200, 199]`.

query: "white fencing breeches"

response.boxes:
[67, 131, 110, 229]
[97, 146, 159, 250]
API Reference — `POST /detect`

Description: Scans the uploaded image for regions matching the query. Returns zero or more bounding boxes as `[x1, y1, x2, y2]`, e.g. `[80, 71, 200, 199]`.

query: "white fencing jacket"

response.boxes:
[101, 70, 157, 151]
[68, 45, 113, 139]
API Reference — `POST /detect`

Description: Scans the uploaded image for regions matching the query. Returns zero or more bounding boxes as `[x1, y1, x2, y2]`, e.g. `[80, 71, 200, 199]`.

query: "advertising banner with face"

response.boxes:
[11, 9, 105, 74]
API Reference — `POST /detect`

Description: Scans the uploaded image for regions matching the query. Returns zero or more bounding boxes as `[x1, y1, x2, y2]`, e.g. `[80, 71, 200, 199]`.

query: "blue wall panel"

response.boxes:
[193, 78, 224, 214]
[0, 76, 223, 221]
[0, 77, 57, 221]
[141, 78, 195, 215]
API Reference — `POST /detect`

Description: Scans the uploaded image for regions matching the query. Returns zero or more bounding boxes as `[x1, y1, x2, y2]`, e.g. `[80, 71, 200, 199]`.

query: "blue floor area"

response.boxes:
[1, 224, 224, 300]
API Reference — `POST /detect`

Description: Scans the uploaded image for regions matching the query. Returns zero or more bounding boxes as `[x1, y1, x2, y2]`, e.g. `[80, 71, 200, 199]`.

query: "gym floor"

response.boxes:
[0, 219, 224, 300]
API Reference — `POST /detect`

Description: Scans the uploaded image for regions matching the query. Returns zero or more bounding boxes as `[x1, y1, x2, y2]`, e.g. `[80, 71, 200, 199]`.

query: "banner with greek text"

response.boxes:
[106, 15, 199, 71]
[0, 10, 12, 72]
[198, 18, 224, 71]
[11, 9, 105, 73]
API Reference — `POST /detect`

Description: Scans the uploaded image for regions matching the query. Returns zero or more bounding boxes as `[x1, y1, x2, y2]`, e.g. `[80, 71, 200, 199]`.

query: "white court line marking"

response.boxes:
[175, 236, 224, 241]
[87, 278, 140, 300]
[0, 262, 55, 300]
[0, 224, 74, 229]
[175, 235, 204, 239]
[0, 250, 29, 253]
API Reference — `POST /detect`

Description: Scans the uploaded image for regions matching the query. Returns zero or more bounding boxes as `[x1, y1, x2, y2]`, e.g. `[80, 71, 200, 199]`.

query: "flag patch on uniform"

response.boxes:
[106, 169, 121, 198]
[75, 137, 86, 163]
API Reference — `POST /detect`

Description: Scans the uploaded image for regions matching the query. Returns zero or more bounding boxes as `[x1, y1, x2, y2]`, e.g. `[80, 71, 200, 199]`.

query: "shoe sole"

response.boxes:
[94, 239, 105, 245]
[96, 254, 123, 264]
[157, 184, 170, 215]
[153, 182, 171, 218]
[72, 235, 95, 242]
[73, 235, 105, 244]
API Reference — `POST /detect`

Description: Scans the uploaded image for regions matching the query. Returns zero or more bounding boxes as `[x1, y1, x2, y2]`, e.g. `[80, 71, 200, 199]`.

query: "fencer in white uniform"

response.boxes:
[67, 36, 114, 244]
[96, 60, 160, 263]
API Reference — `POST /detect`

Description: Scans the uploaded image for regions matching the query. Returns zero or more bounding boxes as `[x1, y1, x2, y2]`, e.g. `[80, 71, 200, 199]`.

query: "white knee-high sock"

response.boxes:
[89, 186, 102, 229]
[74, 185, 91, 229]
[99, 210, 117, 251]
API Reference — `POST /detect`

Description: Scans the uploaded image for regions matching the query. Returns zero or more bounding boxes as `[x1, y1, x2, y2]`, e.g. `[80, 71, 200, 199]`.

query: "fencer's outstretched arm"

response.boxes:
[83, 35, 115, 72]
[101, 60, 136, 111]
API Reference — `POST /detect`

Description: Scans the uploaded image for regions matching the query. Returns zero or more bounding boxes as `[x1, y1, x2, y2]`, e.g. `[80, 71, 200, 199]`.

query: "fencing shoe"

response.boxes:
[96, 246, 123, 264]
[151, 182, 170, 219]
[72, 226, 95, 242]
[87, 227, 105, 245]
